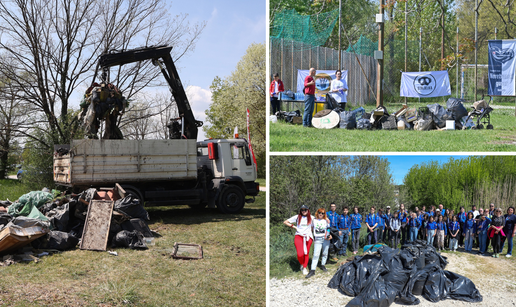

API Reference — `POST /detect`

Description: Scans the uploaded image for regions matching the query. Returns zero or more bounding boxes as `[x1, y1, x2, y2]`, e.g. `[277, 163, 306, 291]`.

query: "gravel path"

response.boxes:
[270, 252, 516, 307]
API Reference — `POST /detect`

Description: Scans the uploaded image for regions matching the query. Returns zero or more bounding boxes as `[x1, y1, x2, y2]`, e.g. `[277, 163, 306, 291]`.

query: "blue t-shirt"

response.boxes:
[464, 218, 476, 232]
[477, 218, 491, 232]
[366, 213, 379, 227]
[504, 214, 516, 233]
[426, 221, 436, 230]
[448, 221, 460, 233]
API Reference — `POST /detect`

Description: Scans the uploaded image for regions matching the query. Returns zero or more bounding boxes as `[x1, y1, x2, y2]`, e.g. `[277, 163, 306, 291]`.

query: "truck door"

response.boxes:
[230, 142, 256, 181]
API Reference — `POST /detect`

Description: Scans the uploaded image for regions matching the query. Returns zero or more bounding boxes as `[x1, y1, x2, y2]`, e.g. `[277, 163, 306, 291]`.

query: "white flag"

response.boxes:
[400, 71, 451, 98]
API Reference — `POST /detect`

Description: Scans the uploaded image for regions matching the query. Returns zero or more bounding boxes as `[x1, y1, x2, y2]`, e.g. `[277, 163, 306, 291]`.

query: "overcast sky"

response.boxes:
[169, 0, 266, 140]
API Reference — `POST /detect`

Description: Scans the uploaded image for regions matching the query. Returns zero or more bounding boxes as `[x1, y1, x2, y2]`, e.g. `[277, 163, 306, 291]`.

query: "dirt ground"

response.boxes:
[269, 251, 516, 307]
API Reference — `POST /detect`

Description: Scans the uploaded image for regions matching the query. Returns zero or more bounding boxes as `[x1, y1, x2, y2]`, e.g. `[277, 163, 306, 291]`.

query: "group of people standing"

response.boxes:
[269, 68, 348, 127]
[284, 203, 516, 278]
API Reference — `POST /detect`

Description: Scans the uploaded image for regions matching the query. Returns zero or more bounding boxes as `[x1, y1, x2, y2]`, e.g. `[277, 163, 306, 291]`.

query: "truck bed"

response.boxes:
[54, 139, 198, 186]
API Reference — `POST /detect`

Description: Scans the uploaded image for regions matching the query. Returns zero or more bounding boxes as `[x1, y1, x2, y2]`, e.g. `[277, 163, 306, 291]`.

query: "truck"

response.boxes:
[53, 46, 259, 213]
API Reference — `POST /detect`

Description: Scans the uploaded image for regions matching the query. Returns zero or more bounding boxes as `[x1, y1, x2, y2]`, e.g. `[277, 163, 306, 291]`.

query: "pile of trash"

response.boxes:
[328, 240, 482, 307]
[78, 82, 128, 139]
[0, 186, 152, 265]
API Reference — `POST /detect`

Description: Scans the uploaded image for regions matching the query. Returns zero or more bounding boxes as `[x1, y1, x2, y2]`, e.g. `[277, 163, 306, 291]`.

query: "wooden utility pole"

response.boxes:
[405, 0, 407, 104]
[441, 1, 445, 69]
[474, 0, 478, 101]
[339, 0, 342, 69]
[376, 0, 384, 108]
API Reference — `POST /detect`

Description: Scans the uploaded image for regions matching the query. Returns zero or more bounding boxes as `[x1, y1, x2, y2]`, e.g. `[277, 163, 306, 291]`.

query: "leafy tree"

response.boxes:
[204, 43, 266, 178]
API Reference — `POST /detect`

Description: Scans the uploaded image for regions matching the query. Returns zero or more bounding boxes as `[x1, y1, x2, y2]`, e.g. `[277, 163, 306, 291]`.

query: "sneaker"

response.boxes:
[320, 265, 328, 272]
[300, 265, 303, 272]
[302, 267, 309, 275]
[305, 270, 315, 279]
[506, 254, 512, 258]
[496, 254, 500, 258]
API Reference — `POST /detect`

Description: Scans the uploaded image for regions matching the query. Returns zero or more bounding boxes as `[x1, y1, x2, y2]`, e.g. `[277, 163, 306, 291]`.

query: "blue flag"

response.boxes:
[488, 40, 516, 96]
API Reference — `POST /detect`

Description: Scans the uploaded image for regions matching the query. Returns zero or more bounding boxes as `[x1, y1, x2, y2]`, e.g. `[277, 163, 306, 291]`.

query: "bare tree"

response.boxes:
[0, 0, 205, 147]
[119, 92, 177, 140]
[0, 79, 30, 178]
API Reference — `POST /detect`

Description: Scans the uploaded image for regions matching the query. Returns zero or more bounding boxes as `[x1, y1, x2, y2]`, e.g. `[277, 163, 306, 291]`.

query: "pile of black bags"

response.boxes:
[328, 240, 482, 307]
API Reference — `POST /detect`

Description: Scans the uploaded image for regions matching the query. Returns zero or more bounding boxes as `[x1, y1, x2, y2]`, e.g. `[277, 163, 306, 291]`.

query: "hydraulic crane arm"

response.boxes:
[98, 45, 202, 140]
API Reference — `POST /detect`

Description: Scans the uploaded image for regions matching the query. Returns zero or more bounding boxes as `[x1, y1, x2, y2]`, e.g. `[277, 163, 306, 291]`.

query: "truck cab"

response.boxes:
[197, 138, 259, 213]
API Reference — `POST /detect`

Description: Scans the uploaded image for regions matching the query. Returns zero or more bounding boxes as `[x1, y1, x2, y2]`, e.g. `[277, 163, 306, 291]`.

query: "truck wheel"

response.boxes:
[217, 185, 245, 214]
[122, 185, 144, 203]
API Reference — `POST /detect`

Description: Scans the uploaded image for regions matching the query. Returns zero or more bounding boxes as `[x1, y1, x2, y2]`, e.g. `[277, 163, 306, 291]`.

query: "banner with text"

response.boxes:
[488, 40, 516, 96]
[400, 71, 451, 98]
[296, 69, 348, 100]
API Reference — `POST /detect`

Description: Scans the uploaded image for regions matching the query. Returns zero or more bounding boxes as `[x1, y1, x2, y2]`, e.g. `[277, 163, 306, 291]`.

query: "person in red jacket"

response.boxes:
[303, 68, 316, 127]
[270, 73, 284, 115]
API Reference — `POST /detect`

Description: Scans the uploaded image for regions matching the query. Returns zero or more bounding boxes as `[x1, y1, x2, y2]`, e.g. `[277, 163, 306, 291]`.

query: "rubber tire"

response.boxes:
[477, 124, 484, 129]
[122, 186, 144, 203]
[487, 124, 493, 130]
[217, 185, 245, 214]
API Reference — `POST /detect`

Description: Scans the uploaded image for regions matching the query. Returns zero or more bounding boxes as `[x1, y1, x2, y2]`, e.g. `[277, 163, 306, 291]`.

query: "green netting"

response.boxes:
[270, 9, 339, 47]
[346, 35, 377, 57]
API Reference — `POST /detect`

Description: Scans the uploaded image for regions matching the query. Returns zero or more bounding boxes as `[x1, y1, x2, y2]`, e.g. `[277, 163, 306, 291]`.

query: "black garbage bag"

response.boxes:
[444, 270, 483, 302]
[114, 195, 150, 221]
[112, 230, 148, 250]
[427, 103, 447, 128]
[356, 118, 372, 130]
[48, 203, 70, 232]
[0, 213, 12, 228]
[339, 111, 356, 129]
[325, 93, 339, 110]
[380, 115, 397, 130]
[423, 265, 451, 303]
[446, 97, 468, 120]
[121, 218, 153, 238]
[347, 278, 398, 307]
[47, 231, 79, 250]
[328, 261, 359, 296]
[33, 231, 79, 250]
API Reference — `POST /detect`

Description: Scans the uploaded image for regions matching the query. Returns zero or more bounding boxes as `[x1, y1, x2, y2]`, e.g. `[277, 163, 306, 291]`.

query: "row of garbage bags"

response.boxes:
[0, 189, 152, 254]
[328, 240, 482, 307]
[338, 98, 472, 130]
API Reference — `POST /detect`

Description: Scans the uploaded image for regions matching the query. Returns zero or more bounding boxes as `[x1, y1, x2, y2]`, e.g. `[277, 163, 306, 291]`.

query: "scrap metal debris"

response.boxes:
[172, 242, 203, 260]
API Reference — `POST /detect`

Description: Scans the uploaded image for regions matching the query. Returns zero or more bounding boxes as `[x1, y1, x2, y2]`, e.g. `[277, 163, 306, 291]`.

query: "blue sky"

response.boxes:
[169, 0, 266, 140]
[383, 155, 471, 185]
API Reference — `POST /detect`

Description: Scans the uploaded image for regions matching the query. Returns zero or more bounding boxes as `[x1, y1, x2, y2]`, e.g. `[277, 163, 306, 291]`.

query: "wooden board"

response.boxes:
[0, 226, 48, 255]
[80, 200, 113, 251]
[312, 110, 340, 129]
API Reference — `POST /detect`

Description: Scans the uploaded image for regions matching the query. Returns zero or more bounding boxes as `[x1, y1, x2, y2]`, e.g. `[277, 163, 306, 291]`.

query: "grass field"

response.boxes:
[0, 180, 265, 306]
[270, 103, 516, 152]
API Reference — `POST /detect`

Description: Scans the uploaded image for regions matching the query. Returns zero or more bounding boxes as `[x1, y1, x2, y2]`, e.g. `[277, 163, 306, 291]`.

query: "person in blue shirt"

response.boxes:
[327, 203, 340, 261]
[337, 207, 351, 256]
[383, 206, 392, 243]
[435, 214, 448, 251]
[449, 215, 461, 252]
[350, 207, 362, 255]
[501, 206, 516, 257]
[377, 208, 385, 244]
[476, 212, 491, 255]
[463, 211, 477, 252]
[327, 203, 340, 228]
[426, 216, 437, 246]
[397, 204, 408, 244]
[408, 212, 421, 242]
[365, 207, 379, 245]
[438, 204, 445, 216]
[417, 211, 425, 240]
[457, 206, 467, 247]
